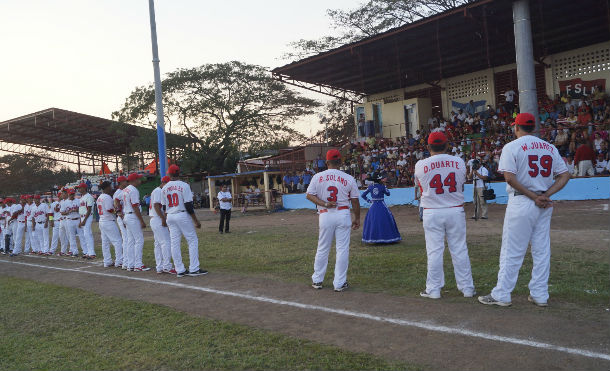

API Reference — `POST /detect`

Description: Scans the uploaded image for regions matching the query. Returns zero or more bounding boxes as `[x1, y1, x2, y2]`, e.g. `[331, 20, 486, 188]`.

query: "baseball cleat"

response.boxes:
[528, 295, 548, 307]
[188, 269, 208, 277]
[176, 270, 188, 278]
[420, 290, 441, 299]
[70, 254, 78, 258]
[133, 266, 151, 272]
[334, 282, 349, 292]
[312, 282, 323, 289]
[104, 264, 114, 268]
[463, 291, 477, 298]
[126, 267, 134, 271]
[156, 270, 163, 274]
[163, 268, 177, 275]
[9, 253, 18, 257]
[121, 264, 128, 270]
[1, 250, 5, 255]
[478, 294, 511, 307]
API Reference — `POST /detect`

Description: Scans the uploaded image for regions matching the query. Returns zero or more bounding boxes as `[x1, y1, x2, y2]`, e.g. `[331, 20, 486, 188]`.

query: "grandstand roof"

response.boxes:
[272, 0, 610, 98]
[0, 107, 192, 159]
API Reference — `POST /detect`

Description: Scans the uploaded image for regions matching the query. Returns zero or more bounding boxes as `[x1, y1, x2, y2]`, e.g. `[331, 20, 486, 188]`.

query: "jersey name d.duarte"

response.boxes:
[415, 154, 466, 209]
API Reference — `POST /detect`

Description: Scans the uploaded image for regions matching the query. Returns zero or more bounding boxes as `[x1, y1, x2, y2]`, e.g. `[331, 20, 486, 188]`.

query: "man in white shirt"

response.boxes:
[2, 198, 16, 254]
[60, 189, 81, 257]
[479, 113, 570, 307]
[217, 184, 232, 234]
[30, 195, 49, 255]
[24, 196, 34, 254]
[113, 176, 129, 268]
[594, 154, 608, 175]
[306, 149, 360, 292]
[414, 132, 475, 299]
[9, 196, 26, 256]
[162, 164, 206, 277]
[150, 176, 174, 274]
[77, 183, 96, 258]
[470, 159, 489, 219]
[97, 181, 123, 268]
[122, 173, 149, 272]
[49, 193, 67, 256]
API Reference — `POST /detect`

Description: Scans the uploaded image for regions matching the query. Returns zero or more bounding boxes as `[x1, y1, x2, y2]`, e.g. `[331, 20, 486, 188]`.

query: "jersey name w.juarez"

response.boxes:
[415, 154, 467, 209]
[161, 180, 193, 214]
[498, 135, 567, 193]
[306, 169, 359, 210]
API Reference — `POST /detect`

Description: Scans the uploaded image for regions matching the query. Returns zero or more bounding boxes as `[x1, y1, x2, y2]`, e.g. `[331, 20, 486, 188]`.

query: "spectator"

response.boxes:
[574, 140, 596, 176]
[217, 185, 232, 234]
[595, 153, 608, 175]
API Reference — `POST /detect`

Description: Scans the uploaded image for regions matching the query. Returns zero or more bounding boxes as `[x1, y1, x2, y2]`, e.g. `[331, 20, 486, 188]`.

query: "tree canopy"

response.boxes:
[113, 61, 320, 174]
[0, 153, 77, 195]
[314, 99, 355, 145]
[284, 0, 473, 60]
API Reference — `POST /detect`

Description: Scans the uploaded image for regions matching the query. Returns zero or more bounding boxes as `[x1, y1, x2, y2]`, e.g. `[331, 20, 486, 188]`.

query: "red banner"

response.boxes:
[558, 78, 606, 99]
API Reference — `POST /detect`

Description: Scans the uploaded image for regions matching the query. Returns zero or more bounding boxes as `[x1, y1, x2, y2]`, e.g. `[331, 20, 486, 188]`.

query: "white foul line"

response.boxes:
[1, 259, 609, 362]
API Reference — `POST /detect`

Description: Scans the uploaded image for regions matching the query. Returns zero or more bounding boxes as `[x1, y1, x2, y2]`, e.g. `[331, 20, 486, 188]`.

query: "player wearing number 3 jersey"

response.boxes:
[415, 131, 475, 299]
[479, 113, 570, 307]
[306, 149, 360, 292]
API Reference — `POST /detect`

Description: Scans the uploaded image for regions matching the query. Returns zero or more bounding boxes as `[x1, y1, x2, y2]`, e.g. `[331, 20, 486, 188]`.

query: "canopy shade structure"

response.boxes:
[0, 108, 194, 171]
[272, 0, 610, 102]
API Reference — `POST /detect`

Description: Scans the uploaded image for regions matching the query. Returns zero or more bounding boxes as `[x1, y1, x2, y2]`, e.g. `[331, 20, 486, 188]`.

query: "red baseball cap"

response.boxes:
[512, 112, 536, 126]
[428, 131, 448, 145]
[67, 188, 76, 194]
[127, 173, 143, 182]
[26, 195, 33, 199]
[117, 176, 127, 183]
[161, 175, 170, 183]
[77, 182, 87, 188]
[34, 195, 41, 199]
[326, 149, 341, 161]
[168, 164, 180, 175]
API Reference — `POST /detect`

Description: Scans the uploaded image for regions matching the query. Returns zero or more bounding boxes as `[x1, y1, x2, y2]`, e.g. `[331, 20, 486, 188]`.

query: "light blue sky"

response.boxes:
[0, 0, 356, 135]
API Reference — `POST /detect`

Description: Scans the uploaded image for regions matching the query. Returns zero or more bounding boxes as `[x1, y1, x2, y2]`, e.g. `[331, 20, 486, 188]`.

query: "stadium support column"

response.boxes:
[148, 0, 168, 176]
[207, 177, 215, 211]
[263, 171, 270, 210]
[513, 0, 539, 133]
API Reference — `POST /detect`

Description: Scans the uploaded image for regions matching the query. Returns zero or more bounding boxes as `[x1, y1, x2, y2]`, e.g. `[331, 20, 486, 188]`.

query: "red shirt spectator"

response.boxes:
[574, 144, 595, 166]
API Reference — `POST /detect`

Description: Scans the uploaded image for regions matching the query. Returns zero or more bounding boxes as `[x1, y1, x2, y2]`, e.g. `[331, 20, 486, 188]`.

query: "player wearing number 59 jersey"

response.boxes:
[415, 132, 475, 299]
[306, 149, 360, 292]
[479, 113, 570, 307]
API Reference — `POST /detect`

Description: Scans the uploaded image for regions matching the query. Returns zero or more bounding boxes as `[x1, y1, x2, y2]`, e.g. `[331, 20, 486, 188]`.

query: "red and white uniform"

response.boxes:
[49, 200, 66, 254]
[490, 135, 568, 304]
[162, 180, 199, 274]
[415, 154, 475, 298]
[77, 193, 95, 256]
[11, 203, 25, 254]
[306, 169, 359, 289]
[97, 193, 123, 267]
[24, 203, 33, 253]
[149, 186, 172, 272]
[60, 199, 81, 256]
[113, 188, 128, 265]
[122, 185, 142, 269]
[31, 203, 49, 253]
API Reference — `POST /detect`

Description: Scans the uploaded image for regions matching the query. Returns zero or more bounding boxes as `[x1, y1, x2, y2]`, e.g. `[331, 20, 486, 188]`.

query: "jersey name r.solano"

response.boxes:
[306, 169, 359, 210]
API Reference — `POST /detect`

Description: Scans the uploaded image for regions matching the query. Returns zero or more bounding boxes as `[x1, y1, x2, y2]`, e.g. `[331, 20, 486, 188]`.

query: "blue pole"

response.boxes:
[148, 0, 167, 176]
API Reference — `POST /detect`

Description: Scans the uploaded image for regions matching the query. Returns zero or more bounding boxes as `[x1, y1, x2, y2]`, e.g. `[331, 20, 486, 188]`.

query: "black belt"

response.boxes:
[70, 217, 79, 220]
[36, 221, 45, 224]
[513, 190, 544, 196]
[125, 212, 134, 214]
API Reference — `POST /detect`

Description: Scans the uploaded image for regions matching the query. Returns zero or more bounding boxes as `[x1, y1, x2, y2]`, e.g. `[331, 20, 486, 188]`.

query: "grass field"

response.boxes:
[0, 277, 418, 371]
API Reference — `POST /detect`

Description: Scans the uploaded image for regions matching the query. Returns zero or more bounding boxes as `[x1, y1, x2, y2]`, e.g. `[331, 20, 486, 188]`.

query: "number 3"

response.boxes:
[327, 186, 338, 202]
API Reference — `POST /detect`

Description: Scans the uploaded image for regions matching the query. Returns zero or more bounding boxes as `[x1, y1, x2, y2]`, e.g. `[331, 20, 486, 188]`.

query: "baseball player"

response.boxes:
[97, 181, 123, 268]
[113, 176, 129, 269]
[150, 176, 174, 274]
[479, 113, 570, 307]
[3, 198, 15, 254]
[48, 193, 66, 256]
[0, 199, 5, 253]
[61, 189, 82, 257]
[161, 164, 207, 277]
[9, 196, 26, 256]
[306, 149, 360, 292]
[122, 173, 150, 271]
[76, 183, 96, 258]
[57, 190, 71, 256]
[415, 132, 475, 299]
[30, 195, 50, 255]
[24, 195, 34, 254]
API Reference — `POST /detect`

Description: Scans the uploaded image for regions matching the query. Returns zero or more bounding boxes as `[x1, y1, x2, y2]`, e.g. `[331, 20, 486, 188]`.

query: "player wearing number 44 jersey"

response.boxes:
[306, 149, 360, 292]
[479, 113, 570, 307]
[415, 132, 475, 299]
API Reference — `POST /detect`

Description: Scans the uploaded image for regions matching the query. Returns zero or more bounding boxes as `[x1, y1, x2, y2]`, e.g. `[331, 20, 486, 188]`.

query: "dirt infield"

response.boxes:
[1, 200, 608, 370]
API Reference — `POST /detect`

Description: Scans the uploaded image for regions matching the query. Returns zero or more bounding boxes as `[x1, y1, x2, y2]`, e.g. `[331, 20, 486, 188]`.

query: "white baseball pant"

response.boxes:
[166, 212, 199, 273]
[24, 225, 32, 252]
[42, 223, 49, 253]
[422, 207, 475, 297]
[77, 217, 95, 256]
[312, 209, 352, 289]
[577, 160, 595, 177]
[31, 223, 47, 253]
[57, 219, 69, 254]
[0, 228, 5, 252]
[123, 214, 144, 269]
[491, 195, 553, 303]
[150, 216, 172, 271]
[49, 222, 60, 254]
[63, 218, 80, 255]
[117, 217, 130, 266]
[13, 222, 26, 254]
[99, 219, 123, 267]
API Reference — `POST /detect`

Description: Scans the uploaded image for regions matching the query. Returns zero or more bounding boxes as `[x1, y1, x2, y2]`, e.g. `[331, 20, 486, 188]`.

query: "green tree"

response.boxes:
[0, 153, 78, 195]
[285, 0, 472, 60]
[113, 61, 319, 174]
[314, 99, 355, 145]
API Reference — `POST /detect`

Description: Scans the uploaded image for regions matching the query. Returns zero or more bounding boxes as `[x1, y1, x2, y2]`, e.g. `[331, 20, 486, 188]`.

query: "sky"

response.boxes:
[0, 0, 356, 136]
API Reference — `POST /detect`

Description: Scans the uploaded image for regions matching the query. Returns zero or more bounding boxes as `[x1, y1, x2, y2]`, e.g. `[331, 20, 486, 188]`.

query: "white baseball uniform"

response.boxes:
[306, 169, 359, 289]
[24, 203, 33, 252]
[31, 203, 49, 254]
[97, 193, 123, 267]
[122, 185, 143, 269]
[49, 200, 66, 254]
[113, 188, 128, 266]
[0, 205, 6, 252]
[490, 135, 567, 303]
[12, 203, 25, 255]
[4, 205, 14, 252]
[150, 186, 172, 272]
[61, 198, 81, 255]
[77, 192, 95, 256]
[57, 199, 70, 254]
[162, 180, 200, 273]
[415, 154, 475, 297]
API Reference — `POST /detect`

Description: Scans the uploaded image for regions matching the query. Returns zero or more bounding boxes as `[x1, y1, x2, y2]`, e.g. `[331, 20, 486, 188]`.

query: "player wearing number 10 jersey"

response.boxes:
[415, 131, 475, 300]
[479, 113, 570, 307]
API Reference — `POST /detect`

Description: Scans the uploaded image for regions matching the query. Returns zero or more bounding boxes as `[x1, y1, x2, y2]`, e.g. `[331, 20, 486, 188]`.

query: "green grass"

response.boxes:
[0, 277, 419, 371]
[139, 224, 609, 306]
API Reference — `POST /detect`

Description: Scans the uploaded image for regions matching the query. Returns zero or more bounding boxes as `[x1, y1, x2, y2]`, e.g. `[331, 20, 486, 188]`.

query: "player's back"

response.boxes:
[415, 154, 466, 209]
[162, 180, 192, 213]
[307, 169, 359, 209]
[499, 135, 567, 193]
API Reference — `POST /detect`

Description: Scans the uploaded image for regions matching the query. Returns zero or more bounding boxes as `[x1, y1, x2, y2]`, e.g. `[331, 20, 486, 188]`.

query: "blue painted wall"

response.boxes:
[282, 177, 610, 210]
